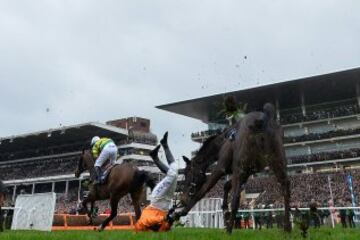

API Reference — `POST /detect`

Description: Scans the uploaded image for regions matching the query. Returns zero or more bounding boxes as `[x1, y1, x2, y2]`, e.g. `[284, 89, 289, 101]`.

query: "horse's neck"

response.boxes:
[196, 134, 226, 170]
[88, 167, 96, 182]
[195, 154, 218, 173]
[85, 154, 96, 181]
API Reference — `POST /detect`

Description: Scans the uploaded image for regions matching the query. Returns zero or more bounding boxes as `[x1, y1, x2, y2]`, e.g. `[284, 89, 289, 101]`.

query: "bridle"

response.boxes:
[188, 162, 207, 196]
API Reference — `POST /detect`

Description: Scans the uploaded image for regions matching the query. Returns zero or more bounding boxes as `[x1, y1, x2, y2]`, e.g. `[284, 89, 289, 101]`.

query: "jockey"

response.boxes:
[219, 96, 247, 141]
[134, 132, 178, 232]
[223, 95, 246, 126]
[90, 136, 118, 184]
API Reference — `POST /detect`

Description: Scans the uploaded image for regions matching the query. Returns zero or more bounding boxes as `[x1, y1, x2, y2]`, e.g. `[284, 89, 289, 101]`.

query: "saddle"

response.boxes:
[99, 163, 116, 184]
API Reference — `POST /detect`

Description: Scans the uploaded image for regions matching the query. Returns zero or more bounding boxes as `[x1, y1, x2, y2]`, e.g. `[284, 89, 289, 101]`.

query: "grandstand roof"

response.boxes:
[157, 67, 360, 123]
[0, 122, 128, 154]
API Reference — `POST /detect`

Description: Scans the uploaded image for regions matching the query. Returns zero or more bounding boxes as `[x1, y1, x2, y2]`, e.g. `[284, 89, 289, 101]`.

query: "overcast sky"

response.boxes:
[1, 0, 360, 162]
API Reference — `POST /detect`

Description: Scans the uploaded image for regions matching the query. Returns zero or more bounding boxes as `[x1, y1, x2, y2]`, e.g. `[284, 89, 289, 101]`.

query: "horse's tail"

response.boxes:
[134, 170, 156, 191]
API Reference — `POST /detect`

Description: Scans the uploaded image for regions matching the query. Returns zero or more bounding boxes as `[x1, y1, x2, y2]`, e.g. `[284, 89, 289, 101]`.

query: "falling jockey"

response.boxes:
[134, 132, 178, 232]
[90, 136, 119, 185]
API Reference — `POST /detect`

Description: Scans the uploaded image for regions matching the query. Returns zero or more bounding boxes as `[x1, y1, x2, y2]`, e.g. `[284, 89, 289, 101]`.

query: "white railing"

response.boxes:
[182, 200, 360, 229]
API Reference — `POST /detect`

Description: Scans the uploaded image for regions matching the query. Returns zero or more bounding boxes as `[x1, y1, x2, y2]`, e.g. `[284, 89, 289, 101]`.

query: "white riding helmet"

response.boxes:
[91, 136, 100, 146]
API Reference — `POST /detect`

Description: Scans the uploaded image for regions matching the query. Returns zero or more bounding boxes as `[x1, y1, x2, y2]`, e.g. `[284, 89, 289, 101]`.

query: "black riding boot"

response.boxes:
[94, 166, 102, 185]
[160, 132, 175, 165]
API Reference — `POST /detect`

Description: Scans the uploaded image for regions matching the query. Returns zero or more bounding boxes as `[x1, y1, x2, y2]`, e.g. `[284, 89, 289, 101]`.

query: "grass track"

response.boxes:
[0, 227, 359, 240]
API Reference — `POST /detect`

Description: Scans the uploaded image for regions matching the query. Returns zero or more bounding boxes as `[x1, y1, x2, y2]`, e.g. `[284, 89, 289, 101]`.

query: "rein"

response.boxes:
[188, 134, 228, 196]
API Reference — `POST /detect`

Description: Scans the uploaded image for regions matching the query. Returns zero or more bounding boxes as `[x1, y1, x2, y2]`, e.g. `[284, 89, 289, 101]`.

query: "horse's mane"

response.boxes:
[194, 121, 242, 165]
[197, 135, 218, 155]
[194, 132, 226, 167]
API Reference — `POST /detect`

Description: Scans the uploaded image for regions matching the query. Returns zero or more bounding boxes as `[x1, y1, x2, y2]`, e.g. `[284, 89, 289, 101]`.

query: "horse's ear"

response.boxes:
[182, 156, 191, 165]
[263, 103, 276, 120]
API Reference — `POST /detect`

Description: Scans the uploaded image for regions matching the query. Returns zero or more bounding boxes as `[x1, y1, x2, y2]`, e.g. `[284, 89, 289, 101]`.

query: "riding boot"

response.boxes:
[160, 132, 175, 165]
[149, 145, 160, 160]
[160, 131, 168, 148]
[94, 166, 102, 185]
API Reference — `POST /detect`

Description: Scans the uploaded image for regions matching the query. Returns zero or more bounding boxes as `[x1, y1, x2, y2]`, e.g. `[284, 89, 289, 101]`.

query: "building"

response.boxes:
[107, 117, 159, 173]
[0, 117, 160, 211]
[157, 67, 360, 173]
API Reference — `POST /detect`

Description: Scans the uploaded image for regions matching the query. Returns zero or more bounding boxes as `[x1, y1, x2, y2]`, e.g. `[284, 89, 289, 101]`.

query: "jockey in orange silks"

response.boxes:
[134, 132, 178, 232]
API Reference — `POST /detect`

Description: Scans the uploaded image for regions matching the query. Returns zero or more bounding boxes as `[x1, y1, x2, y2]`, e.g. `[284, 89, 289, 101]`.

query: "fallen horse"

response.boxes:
[172, 103, 292, 234]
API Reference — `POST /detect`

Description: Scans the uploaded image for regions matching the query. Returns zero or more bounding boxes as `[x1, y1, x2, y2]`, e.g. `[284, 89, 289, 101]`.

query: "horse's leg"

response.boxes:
[89, 201, 96, 224]
[81, 198, 89, 214]
[222, 179, 232, 226]
[81, 198, 91, 224]
[99, 195, 121, 231]
[227, 170, 249, 234]
[131, 188, 143, 221]
[269, 151, 291, 232]
[222, 179, 232, 211]
[0, 205, 3, 232]
[81, 196, 95, 225]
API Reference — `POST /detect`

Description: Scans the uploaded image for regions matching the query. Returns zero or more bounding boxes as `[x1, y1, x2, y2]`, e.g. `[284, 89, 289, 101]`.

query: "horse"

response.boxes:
[174, 103, 291, 234]
[75, 150, 156, 231]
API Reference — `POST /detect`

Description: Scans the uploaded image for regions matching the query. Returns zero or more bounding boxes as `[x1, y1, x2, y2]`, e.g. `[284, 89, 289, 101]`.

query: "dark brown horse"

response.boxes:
[75, 150, 156, 231]
[174, 103, 291, 234]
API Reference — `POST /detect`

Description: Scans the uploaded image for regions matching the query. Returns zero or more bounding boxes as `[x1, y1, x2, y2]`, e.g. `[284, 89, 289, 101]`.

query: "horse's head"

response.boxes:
[179, 155, 207, 207]
[75, 149, 94, 178]
[178, 135, 224, 208]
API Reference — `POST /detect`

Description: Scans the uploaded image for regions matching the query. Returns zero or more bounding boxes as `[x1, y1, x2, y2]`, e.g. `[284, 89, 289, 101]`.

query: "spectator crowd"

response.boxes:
[284, 128, 360, 144]
[203, 169, 360, 210]
[0, 156, 78, 180]
[288, 148, 360, 165]
[280, 102, 360, 125]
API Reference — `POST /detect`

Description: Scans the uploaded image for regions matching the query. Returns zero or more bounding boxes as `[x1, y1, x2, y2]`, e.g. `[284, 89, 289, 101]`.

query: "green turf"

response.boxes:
[0, 227, 359, 240]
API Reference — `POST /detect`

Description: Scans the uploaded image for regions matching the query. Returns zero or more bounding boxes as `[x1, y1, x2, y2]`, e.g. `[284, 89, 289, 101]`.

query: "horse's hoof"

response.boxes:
[97, 225, 104, 232]
[226, 226, 233, 235]
[284, 225, 292, 233]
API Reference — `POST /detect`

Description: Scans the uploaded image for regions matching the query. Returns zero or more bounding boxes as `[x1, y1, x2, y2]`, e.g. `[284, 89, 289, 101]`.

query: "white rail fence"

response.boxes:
[181, 198, 360, 229]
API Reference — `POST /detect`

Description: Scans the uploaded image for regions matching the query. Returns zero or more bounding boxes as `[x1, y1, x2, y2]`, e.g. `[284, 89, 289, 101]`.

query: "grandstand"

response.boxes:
[0, 117, 160, 214]
[158, 67, 360, 208]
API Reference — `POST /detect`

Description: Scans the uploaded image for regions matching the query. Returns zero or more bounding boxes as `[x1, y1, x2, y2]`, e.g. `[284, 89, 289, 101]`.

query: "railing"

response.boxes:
[52, 213, 135, 230]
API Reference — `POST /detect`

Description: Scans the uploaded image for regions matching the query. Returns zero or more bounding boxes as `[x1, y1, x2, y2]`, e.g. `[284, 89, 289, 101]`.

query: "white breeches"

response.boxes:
[94, 143, 118, 167]
[150, 162, 178, 211]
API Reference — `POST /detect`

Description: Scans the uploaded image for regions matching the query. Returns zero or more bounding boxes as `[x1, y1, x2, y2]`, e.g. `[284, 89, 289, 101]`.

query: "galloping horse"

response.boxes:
[174, 103, 291, 234]
[75, 150, 156, 231]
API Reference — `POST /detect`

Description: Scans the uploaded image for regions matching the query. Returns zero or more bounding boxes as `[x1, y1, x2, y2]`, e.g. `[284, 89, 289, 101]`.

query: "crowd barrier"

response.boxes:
[52, 213, 135, 230]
